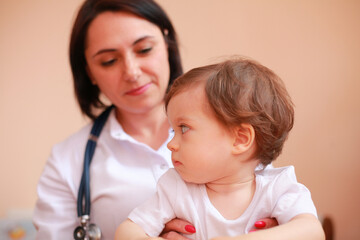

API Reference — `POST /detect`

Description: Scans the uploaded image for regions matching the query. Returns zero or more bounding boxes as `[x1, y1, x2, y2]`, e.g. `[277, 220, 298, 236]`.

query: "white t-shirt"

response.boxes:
[33, 109, 173, 240]
[129, 167, 318, 239]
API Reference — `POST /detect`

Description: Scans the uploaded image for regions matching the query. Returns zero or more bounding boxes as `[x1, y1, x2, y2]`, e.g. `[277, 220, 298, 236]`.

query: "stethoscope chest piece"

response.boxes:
[73, 215, 102, 240]
[74, 226, 86, 240]
[88, 223, 102, 240]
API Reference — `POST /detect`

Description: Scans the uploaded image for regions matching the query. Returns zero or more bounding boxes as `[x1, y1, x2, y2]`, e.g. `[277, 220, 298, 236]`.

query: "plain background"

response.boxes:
[1, 0, 359, 239]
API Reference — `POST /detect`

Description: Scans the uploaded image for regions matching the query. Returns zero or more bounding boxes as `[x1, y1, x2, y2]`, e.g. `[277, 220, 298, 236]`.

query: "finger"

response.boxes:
[254, 218, 278, 229]
[160, 231, 192, 240]
[162, 218, 196, 235]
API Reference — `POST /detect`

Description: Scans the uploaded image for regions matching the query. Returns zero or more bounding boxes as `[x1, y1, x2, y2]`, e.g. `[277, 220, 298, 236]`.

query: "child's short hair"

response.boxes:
[165, 57, 294, 165]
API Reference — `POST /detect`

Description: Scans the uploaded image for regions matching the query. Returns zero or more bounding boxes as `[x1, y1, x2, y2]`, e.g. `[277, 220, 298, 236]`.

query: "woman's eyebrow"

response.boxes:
[92, 48, 117, 58]
[92, 36, 155, 58]
[133, 35, 154, 45]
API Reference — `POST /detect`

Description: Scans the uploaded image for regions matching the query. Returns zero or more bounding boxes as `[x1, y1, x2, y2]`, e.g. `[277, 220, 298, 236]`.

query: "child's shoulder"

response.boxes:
[255, 165, 297, 184]
[158, 168, 200, 191]
[157, 168, 184, 187]
[161, 168, 181, 179]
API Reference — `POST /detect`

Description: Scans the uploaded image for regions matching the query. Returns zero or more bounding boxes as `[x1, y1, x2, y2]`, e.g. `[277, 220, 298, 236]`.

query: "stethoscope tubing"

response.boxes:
[77, 138, 95, 216]
[77, 105, 115, 217]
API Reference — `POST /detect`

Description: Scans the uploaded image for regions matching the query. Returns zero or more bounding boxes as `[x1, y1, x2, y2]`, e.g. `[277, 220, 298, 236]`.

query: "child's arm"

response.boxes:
[211, 214, 325, 240]
[114, 219, 164, 240]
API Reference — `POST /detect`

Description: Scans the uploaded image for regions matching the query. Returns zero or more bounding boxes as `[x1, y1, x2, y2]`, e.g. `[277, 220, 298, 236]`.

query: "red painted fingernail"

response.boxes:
[249, 229, 257, 233]
[185, 225, 196, 233]
[254, 221, 266, 228]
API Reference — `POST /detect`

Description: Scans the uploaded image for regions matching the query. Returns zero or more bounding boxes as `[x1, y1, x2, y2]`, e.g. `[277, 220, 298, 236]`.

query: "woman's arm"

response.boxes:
[115, 219, 164, 240]
[158, 218, 275, 239]
[33, 150, 79, 239]
[211, 214, 325, 240]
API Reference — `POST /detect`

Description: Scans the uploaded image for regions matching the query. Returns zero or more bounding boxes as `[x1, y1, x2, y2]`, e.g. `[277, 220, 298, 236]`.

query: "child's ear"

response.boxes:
[232, 123, 255, 155]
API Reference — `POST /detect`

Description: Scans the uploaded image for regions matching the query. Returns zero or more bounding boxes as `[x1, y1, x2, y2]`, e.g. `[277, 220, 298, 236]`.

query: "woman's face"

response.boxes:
[85, 11, 170, 115]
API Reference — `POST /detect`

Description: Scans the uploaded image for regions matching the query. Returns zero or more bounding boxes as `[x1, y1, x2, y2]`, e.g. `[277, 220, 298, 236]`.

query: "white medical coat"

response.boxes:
[33, 109, 173, 240]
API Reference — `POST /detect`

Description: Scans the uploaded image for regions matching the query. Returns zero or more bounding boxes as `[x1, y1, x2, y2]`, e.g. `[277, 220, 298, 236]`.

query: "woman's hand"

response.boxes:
[210, 218, 279, 240]
[251, 218, 278, 232]
[211, 215, 324, 240]
[160, 218, 196, 240]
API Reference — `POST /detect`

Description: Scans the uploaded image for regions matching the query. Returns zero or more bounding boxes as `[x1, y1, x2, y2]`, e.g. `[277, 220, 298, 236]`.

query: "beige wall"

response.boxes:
[1, 0, 359, 239]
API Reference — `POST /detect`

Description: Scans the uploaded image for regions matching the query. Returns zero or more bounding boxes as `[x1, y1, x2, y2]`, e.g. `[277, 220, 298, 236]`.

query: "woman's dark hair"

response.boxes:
[70, 0, 183, 120]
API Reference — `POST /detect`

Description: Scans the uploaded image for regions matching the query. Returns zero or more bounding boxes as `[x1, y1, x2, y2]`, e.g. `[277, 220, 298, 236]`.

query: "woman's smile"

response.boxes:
[125, 83, 152, 96]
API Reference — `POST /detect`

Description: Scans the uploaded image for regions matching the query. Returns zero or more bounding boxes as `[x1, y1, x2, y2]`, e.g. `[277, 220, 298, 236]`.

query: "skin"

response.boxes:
[85, 11, 170, 150]
[167, 84, 255, 183]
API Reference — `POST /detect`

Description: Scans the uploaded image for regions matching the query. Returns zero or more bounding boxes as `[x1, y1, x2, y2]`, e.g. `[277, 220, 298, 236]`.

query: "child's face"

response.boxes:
[167, 83, 238, 184]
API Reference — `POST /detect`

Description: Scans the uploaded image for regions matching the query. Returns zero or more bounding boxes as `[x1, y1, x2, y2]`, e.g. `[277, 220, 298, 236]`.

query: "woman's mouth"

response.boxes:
[125, 83, 151, 96]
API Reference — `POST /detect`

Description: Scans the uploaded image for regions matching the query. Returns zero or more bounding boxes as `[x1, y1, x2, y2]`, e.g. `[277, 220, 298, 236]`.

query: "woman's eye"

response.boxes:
[180, 125, 190, 134]
[138, 47, 152, 54]
[101, 59, 117, 66]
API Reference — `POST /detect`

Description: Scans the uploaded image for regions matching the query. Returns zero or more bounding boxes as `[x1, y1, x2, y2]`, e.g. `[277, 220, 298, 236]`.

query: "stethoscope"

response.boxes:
[73, 106, 114, 240]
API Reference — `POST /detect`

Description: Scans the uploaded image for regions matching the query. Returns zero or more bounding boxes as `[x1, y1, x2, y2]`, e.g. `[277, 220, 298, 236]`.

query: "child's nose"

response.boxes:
[167, 138, 178, 152]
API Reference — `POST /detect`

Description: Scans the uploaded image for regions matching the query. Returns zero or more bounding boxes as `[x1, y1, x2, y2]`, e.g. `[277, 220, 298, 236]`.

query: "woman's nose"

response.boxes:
[123, 55, 141, 82]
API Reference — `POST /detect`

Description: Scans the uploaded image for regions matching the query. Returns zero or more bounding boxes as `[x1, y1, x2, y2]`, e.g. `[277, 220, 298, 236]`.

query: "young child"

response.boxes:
[115, 57, 324, 240]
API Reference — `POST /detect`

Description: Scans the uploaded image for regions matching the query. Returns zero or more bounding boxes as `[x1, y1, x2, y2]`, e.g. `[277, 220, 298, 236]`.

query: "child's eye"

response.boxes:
[180, 125, 190, 134]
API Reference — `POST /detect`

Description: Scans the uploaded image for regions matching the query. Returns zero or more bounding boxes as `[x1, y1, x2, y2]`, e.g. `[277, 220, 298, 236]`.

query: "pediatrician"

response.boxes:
[33, 0, 276, 239]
